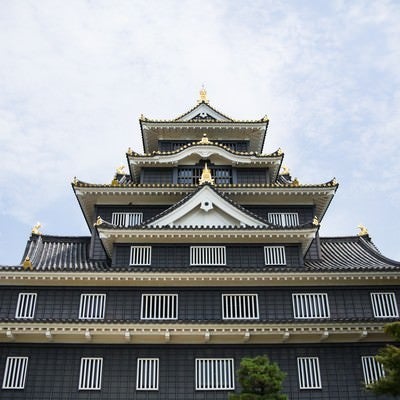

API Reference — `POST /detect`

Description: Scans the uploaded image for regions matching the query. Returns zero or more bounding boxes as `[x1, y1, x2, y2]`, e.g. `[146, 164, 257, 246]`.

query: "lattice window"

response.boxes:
[79, 294, 106, 320]
[195, 359, 235, 390]
[268, 212, 299, 227]
[141, 294, 178, 320]
[292, 293, 330, 319]
[190, 246, 226, 266]
[264, 246, 286, 265]
[362, 356, 385, 385]
[2, 357, 28, 389]
[222, 294, 259, 320]
[111, 212, 143, 227]
[370, 293, 399, 318]
[136, 358, 159, 390]
[15, 293, 37, 319]
[130, 246, 152, 266]
[79, 358, 103, 390]
[297, 357, 322, 389]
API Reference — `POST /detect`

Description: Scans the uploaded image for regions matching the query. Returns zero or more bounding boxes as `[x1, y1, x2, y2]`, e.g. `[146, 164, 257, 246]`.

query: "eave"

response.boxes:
[1, 270, 400, 287]
[96, 227, 318, 257]
[0, 322, 393, 345]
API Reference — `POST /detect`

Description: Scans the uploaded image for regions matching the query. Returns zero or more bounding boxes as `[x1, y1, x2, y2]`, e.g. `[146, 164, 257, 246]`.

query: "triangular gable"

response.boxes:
[175, 103, 232, 122]
[148, 185, 267, 228]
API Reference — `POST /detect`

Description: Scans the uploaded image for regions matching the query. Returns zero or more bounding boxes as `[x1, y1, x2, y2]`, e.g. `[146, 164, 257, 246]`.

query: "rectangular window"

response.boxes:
[79, 358, 103, 390]
[141, 294, 178, 320]
[2, 357, 28, 389]
[130, 246, 152, 266]
[362, 356, 385, 385]
[15, 293, 37, 319]
[190, 246, 226, 266]
[297, 357, 322, 389]
[195, 359, 235, 390]
[268, 212, 299, 227]
[292, 293, 330, 319]
[222, 294, 259, 320]
[370, 293, 399, 318]
[112, 212, 143, 227]
[136, 358, 159, 390]
[264, 246, 286, 265]
[79, 294, 106, 320]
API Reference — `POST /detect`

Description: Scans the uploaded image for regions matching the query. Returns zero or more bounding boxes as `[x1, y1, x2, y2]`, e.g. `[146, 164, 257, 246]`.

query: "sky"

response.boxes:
[1, 0, 400, 265]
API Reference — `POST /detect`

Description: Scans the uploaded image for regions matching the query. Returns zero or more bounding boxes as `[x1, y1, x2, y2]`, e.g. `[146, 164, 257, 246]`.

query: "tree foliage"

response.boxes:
[368, 322, 400, 396]
[229, 355, 287, 400]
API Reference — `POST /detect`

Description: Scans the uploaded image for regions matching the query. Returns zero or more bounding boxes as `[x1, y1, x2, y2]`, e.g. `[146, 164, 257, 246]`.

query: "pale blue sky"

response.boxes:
[1, 1, 399, 265]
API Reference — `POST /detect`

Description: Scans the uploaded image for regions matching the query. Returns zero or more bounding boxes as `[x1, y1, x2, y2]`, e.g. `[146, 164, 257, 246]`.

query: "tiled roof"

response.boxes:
[305, 236, 400, 270]
[13, 234, 110, 271]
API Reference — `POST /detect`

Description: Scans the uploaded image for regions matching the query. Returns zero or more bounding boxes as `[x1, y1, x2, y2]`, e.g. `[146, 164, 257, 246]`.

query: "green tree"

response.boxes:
[229, 355, 287, 400]
[368, 322, 400, 396]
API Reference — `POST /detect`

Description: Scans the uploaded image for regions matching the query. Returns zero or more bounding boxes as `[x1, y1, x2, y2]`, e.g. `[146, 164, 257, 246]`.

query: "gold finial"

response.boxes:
[198, 85, 209, 104]
[31, 222, 42, 235]
[277, 148, 283, 156]
[94, 216, 104, 226]
[22, 256, 33, 271]
[72, 176, 78, 185]
[199, 162, 214, 185]
[331, 177, 338, 186]
[116, 165, 125, 175]
[199, 133, 211, 145]
[312, 216, 319, 226]
[292, 178, 300, 187]
[357, 224, 369, 237]
[127, 147, 133, 156]
[279, 165, 290, 175]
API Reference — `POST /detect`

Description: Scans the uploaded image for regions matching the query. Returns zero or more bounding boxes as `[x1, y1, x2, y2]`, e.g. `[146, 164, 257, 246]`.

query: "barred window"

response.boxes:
[195, 359, 235, 390]
[264, 246, 286, 265]
[79, 294, 106, 320]
[268, 212, 299, 227]
[79, 358, 103, 390]
[2, 357, 28, 389]
[292, 293, 330, 319]
[222, 294, 259, 320]
[362, 356, 385, 385]
[15, 293, 37, 319]
[190, 246, 226, 266]
[297, 357, 322, 389]
[130, 246, 152, 266]
[136, 358, 159, 390]
[141, 294, 178, 320]
[112, 212, 143, 227]
[370, 293, 399, 318]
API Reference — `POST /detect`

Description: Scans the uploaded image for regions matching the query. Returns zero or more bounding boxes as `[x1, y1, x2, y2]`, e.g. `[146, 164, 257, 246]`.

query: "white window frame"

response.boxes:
[195, 358, 235, 390]
[222, 294, 259, 320]
[2, 357, 28, 389]
[264, 246, 286, 265]
[190, 246, 226, 266]
[78, 357, 103, 390]
[140, 294, 178, 320]
[130, 246, 152, 266]
[268, 212, 299, 227]
[370, 292, 399, 318]
[136, 358, 159, 390]
[79, 294, 106, 320]
[15, 293, 37, 319]
[297, 357, 322, 389]
[362, 356, 385, 386]
[112, 212, 143, 227]
[292, 293, 330, 319]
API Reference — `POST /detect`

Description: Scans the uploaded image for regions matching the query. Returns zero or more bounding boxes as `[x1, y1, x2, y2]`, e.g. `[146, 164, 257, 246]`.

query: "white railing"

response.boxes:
[111, 212, 143, 227]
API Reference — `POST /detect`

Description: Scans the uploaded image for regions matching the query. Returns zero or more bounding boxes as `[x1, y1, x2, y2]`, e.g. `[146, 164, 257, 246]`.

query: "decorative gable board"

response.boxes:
[148, 185, 266, 228]
[176, 103, 231, 122]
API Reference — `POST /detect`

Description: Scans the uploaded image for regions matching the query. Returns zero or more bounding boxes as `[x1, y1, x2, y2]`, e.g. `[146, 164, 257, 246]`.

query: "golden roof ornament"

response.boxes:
[22, 256, 33, 271]
[198, 85, 209, 104]
[277, 148, 283, 156]
[199, 133, 211, 145]
[357, 224, 369, 237]
[116, 165, 125, 175]
[94, 216, 104, 226]
[31, 222, 42, 235]
[312, 216, 319, 226]
[292, 178, 300, 187]
[280, 165, 290, 175]
[72, 176, 78, 185]
[199, 163, 214, 185]
[127, 147, 133, 156]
